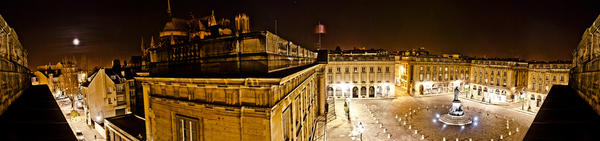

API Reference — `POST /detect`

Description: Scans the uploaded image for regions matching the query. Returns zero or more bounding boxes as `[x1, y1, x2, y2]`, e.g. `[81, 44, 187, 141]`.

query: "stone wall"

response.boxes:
[0, 14, 31, 115]
[570, 14, 600, 115]
[138, 64, 325, 141]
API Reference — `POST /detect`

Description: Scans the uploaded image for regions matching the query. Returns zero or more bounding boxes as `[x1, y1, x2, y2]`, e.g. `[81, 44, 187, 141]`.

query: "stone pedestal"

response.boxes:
[440, 99, 472, 125]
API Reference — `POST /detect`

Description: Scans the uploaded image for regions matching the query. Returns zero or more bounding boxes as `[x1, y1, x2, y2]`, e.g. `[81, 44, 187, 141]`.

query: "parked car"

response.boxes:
[75, 130, 84, 141]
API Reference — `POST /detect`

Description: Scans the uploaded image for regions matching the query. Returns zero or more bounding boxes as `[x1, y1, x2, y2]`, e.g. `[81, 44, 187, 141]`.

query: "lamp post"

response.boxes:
[520, 91, 526, 110]
[358, 122, 365, 141]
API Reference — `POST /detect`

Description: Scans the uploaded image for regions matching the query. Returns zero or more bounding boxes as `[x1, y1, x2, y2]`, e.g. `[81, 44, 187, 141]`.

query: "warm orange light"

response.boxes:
[315, 24, 326, 34]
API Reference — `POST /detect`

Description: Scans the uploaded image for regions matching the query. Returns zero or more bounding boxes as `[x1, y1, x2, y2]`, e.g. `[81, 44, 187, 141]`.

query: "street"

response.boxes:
[326, 94, 535, 141]
[56, 95, 105, 141]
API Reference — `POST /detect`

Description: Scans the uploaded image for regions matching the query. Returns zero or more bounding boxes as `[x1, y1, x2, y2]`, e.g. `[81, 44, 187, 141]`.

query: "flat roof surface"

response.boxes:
[524, 85, 600, 141]
[150, 63, 318, 79]
[106, 114, 145, 140]
[0, 85, 76, 140]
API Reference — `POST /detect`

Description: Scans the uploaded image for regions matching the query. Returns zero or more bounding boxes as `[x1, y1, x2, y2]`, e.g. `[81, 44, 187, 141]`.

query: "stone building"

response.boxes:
[404, 56, 471, 96]
[0, 14, 30, 115]
[325, 49, 395, 99]
[35, 61, 81, 98]
[82, 68, 130, 132]
[104, 114, 146, 141]
[525, 62, 570, 108]
[137, 4, 325, 141]
[468, 59, 529, 103]
[570, 14, 600, 115]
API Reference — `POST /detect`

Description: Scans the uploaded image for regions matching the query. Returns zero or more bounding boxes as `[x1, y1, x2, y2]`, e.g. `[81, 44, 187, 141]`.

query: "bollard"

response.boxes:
[421, 135, 424, 140]
[443, 137, 446, 141]
[395, 114, 398, 119]
[383, 128, 387, 133]
[516, 127, 519, 132]
[403, 121, 406, 125]
[387, 133, 391, 139]
[456, 138, 459, 141]
[414, 130, 417, 134]
[408, 125, 412, 129]
[508, 131, 512, 136]
[376, 120, 379, 124]
[379, 123, 383, 128]
[469, 138, 472, 141]
[500, 135, 503, 140]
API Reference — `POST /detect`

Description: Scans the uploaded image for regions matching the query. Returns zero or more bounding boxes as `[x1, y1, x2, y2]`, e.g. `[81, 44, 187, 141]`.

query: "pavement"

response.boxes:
[325, 94, 536, 141]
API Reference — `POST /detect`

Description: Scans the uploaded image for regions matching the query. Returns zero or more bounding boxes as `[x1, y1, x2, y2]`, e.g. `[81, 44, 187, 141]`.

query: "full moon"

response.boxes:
[73, 38, 80, 46]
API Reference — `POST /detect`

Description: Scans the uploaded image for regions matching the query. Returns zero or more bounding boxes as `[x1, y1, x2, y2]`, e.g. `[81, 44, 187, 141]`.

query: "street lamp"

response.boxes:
[358, 122, 365, 141]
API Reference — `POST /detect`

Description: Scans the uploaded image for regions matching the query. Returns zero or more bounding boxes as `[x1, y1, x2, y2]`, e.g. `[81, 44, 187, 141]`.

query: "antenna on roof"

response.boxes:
[167, 0, 172, 18]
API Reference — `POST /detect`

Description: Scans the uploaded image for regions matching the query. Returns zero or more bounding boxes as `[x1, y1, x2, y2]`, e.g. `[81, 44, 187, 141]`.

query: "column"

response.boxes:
[142, 82, 154, 141]
[317, 66, 326, 115]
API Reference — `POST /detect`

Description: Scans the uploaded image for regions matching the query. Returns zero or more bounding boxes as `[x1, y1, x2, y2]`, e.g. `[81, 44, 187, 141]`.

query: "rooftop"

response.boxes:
[0, 85, 76, 140]
[524, 85, 600, 140]
[105, 114, 146, 141]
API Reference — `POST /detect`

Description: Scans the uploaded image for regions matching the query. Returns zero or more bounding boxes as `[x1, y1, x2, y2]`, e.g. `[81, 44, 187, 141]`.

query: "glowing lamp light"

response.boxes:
[473, 116, 479, 121]
[73, 38, 80, 46]
[436, 113, 440, 118]
[95, 115, 102, 122]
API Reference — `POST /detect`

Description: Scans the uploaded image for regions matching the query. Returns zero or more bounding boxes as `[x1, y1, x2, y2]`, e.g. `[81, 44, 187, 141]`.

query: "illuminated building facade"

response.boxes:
[0, 14, 30, 115]
[405, 56, 471, 96]
[468, 59, 528, 103]
[325, 49, 395, 99]
[137, 5, 326, 141]
[82, 67, 130, 133]
[571, 14, 600, 115]
[525, 62, 570, 109]
[35, 60, 81, 98]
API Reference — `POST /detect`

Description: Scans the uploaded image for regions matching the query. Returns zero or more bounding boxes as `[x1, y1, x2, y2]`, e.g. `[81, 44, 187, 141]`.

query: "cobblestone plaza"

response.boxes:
[327, 93, 535, 141]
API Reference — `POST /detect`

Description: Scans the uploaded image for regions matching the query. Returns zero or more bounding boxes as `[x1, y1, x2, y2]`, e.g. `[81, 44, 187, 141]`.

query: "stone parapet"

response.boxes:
[570, 14, 600, 115]
[0, 14, 30, 116]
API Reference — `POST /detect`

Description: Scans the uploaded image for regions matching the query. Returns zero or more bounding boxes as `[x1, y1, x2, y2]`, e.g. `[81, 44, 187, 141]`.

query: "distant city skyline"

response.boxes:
[1, 0, 599, 70]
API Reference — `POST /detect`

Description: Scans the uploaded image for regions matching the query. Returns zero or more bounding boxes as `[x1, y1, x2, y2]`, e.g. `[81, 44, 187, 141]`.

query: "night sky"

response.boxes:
[1, 0, 599, 70]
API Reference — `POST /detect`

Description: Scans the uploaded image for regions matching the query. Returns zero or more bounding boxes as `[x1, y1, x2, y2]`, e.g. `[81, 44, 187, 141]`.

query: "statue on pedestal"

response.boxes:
[449, 87, 464, 116]
[439, 87, 472, 125]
